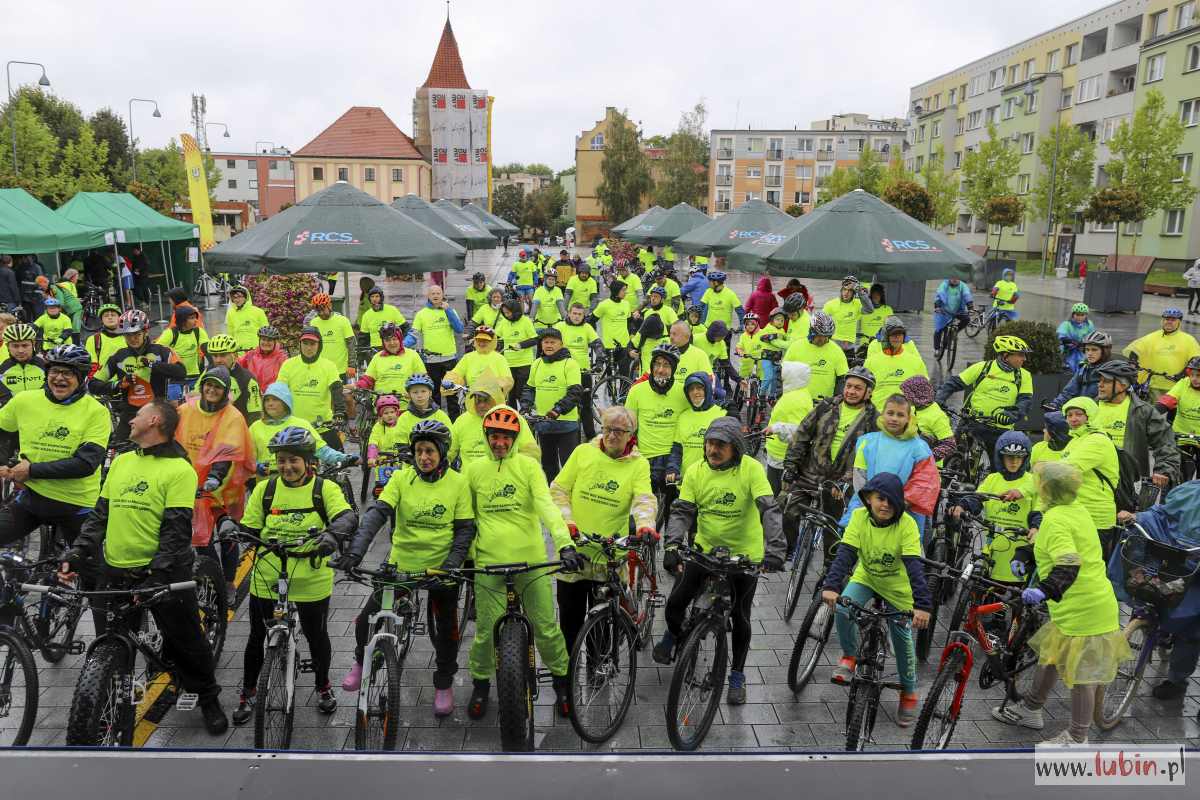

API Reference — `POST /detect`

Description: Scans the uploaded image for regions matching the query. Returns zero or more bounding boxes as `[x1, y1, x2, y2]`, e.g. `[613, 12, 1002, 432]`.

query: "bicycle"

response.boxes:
[1177, 433, 1200, 482]
[445, 559, 565, 752]
[735, 356, 772, 457]
[835, 595, 914, 751]
[589, 352, 632, 427]
[781, 481, 845, 623]
[784, 507, 845, 695]
[943, 408, 1000, 485]
[0, 548, 85, 667]
[941, 520, 1031, 642]
[342, 564, 446, 751]
[663, 544, 760, 751]
[962, 305, 989, 340]
[1095, 522, 1200, 730]
[1131, 364, 1179, 402]
[934, 312, 969, 372]
[567, 531, 660, 743]
[311, 441, 360, 513]
[21, 578, 200, 746]
[80, 284, 106, 332]
[233, 527, 326, 750]
[0, 553, 57, 745]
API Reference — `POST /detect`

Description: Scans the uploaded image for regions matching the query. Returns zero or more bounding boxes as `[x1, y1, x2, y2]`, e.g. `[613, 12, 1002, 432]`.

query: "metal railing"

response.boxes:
[766, 149, 784, 160]
[715, 174, 732, 186]
[765, 175, 782, 187]
[714, 200, 731, 212]
[816, 149, 836, 161]
[716, 148, 734, 159]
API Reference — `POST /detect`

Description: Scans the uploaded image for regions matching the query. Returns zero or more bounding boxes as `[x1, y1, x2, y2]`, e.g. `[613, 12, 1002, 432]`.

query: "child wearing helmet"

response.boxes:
[248, 383, 350, 475]
[1057, 303, 1096, 375]
[735, 311, 768, 394]
[238, 325, 287, 392]
[0, 322, 46, 404]
[34, 297, 74, 350]
[356, 323, 427, 409]
[782, 311, 848, 401]
[389, 374, 452, 451]
[365, 394, 404, 469]
[85, 304, 125, 375]
[204, 334, 263, 423]
[990, 268, 1020, 323]
[225, 286, 270, 356]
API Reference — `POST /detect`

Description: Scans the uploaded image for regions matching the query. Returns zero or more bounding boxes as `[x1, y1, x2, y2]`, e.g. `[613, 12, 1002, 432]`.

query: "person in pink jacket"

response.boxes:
[238, 325, 287, 391]
[744, 276, 779, 321]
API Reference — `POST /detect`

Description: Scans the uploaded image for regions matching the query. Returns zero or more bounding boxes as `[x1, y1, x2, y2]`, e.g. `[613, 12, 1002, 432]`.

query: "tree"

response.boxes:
[1105, 89, 1198, 253]
[1029, 124, 1095, 257]
[55, 123, 111, 202]
[1084, 186, 1145, 270]
[524, 163, 553, 177]
[127, 180, 172, 214]
[784, 203, 805, 217]
[880, 158, 917, 197]
[556, 166, 576, 179]
[524, 183, 567, 236]
[919, 145, 959, 230]
[983, 195, 1025, 255]
[882, 180, 934, 223]
[961, 123, 1020, 253]
[7, 87, 85, 170]
[655, 101, 709, 208]
[0, 96, 59, 204]
[492, 184, 526, 230]
[818, 145, 887, 204]
[133, 139, 221, 214]
[597, 109, 652, 225]
[643, 134, 669, 148]
[88, 108, 131, 188]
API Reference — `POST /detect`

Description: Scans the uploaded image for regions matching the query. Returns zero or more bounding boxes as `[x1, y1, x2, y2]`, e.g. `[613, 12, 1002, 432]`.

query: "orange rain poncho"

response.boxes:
[176, 397, 257, 545]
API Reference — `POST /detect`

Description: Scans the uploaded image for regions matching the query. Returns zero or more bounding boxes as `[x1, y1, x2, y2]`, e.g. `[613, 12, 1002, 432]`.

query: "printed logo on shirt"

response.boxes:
[660, 409, 676, 419]
[490, 483, 517, 500]
[414, 503, 448, 521]
[39, 425, 72, 441]
[816, 359, 827, 367]
[121, 480, 151, 497]
[1005, 501, 1021, 514]
[713, 491, 738, 506]
[588, 479, 621, 494]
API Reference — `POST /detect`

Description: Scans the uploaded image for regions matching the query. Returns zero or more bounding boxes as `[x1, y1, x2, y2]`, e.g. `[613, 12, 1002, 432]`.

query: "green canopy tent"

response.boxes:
[392, 194, 496, 249]
[458, 201, 519, 237]
[205, 181, 466, 276]
[671, 199, 793, 256]
[725, 190, 980, 281]
[610, 205, 664, 237]
[622, 202, 711, 245]
[0, 188, 111, 253]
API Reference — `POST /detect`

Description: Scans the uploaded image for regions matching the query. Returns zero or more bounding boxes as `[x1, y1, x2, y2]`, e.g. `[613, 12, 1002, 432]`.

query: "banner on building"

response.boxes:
[180, 134, 215, 251]
[428, 88, 489, 201]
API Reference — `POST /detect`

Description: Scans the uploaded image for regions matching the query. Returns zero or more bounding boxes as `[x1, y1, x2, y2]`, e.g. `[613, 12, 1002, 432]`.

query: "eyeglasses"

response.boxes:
[601, 427, 632, 436]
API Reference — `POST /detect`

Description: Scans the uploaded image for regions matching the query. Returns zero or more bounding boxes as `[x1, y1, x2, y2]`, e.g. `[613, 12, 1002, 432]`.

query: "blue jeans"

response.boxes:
[993, 308, 1018, 323]
[1167, 629, 1200, 684]
[834, 581, 917, 693]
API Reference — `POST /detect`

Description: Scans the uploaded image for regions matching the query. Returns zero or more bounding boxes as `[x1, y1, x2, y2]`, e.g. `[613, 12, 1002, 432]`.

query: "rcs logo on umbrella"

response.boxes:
[881, 238, 943, 254]
[293, 230, 361, 246]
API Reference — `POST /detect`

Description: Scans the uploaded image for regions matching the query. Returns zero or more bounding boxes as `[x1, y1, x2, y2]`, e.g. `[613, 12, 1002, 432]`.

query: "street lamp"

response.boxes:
[205, 122, 230, 149]
[127, 98, 162, 183]
[6, 61, 50, 176]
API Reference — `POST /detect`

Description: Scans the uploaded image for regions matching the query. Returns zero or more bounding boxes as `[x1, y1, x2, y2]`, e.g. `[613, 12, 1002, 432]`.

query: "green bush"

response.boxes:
[986, 319, 1063, 375]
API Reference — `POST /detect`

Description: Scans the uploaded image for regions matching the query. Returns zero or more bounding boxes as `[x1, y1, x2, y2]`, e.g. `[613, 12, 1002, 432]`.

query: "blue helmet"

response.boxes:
[43, 297, 61, 308]
[405, 373, 435, 391]
[707, 270, 727, 283]
[267, 426, 317, 458]
[1163, 308, 1185, 320]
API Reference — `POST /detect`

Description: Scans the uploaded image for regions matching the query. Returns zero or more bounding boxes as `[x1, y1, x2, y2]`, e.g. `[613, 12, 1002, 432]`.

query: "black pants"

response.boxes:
[556, 578, 602, 657]
[1099, 527, 1121, 563]
[1189, 287, 1200, 313]
[509, 365, 531, 408]
[767, 465, 783, 498]
[608, 346, 634, 381]
[244, 594, 332, 691]
[198, 537, 239, 585]
[0, 490, 87, 549]
[424, 359, 459, 419]
[933, 315, 969, 352]
[664, 561, 759, 672]
[580, 372, 596, 440]
[353, 583, 460, 689]
[649, 454, 677, 531]
[539, 428, 580, 482]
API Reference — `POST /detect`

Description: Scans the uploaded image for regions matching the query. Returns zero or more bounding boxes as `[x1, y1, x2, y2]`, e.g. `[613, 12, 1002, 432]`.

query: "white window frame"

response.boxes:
[931, 121, 940, 139]
[1092, 219, 1117, 233]
[1021, 133, 1035, 154]
[949, 88, 958, 105]
[746, 166, 762, 178]
[1013, 218, 1026, 235]
[969, 75, 986, 97]
[1146, 54, 1166, 83]
[989, 67, 1006, 90]
[818, 138, 834, 152]
[590, 133, 604, 149]
[364, 167, 376, 182]
[1061, 88, 1073, 109]
[1024, 59, 1036, 79]
[1009, 65, 1020, 85]
[967, 110, 982, 130]
[748, 137, 764, 152]
[248, 179, 258, 190]
[1182, 98, 1200, 126]
[816, 163, 833, 178]
[1003, 98, 1016, 119]
[1164, 208, 1186, 235]
[953, 150, 963, 169]
[1066, 43, 1079, 66]
[227, 179, 237, 189]
[1078, 75, 1103, 102]
[1016, 174, 1030, 194]
[1185, 43, 1200, 72]
[795, 165, 812, 179]
[1150, 10, 1167, 37]
[956, 117, 965, 134]
[1124, 220, 1143, 236]
[795, 137, 813, 152]
[1047, 50, 1060, 72]
[985, 106, 999, 124]
[1026, 91, 1038, 113]
[1177, 1, 1196, 30]
[1177, 153, 1194, 181]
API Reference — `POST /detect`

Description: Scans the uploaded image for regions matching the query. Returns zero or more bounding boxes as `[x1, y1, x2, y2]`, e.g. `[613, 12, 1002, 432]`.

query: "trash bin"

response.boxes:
[1084, 270, 1147, 313]
[879, 280, 926, 313]
[331, 296, 346, 315]
[973, 259, 1014, 292]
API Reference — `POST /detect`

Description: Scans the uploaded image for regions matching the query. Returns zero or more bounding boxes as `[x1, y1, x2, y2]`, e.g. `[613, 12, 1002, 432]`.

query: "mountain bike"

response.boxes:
[663, 544, 760, 751]
[350, 386, 380, 452]
[20, 578, 200, 746]
[233, 527, 326, 750]
[1131, 365, 1179, 402]
[781, 481, 845, 624]
[342, 565, 445, 751]
[834, 595, 915, 751]
[1175, 432, 1200, 481]
[934, 313, 969, 372]
[1095, 522, 1200, 730]
[567, 532, 659, 743]
[311, 444, 360, 513]
[590, 351, 632, 427]
[942, 520, 1031, 642]
[735, 356, 771, 457]
[446, 560, 565, 752]
[0, 526, 84, 661]
[0, 553, 55, 746]
[785, 510, 844, 694]
[964, 306, 1002, 340]
[943, 408, 999, 485]
[80, 284, 105, 332]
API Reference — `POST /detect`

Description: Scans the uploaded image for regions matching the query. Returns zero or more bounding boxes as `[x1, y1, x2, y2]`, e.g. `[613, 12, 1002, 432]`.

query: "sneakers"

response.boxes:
[991, 702, 1045, 730]
[727, 670, 746, 705]
[552, 675, 571, 718]
[467, 680, 490, 720]
[831, 656, 856, 685]
[316, 684, 337, 714]
[342, 661, 364, 692]
[231, 690, 256, 726]
[200, 698, 229, 736]
[1152, 679, 1188, 701]
[652, 632, 675, 665]
[433, 687, 454, 717]
[1043, 729, 1088, 746]
[897, 692, 919, 728]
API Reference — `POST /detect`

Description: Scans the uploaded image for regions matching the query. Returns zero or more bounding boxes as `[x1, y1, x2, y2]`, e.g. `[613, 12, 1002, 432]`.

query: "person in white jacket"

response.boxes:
[1185, 257, 1200, 316]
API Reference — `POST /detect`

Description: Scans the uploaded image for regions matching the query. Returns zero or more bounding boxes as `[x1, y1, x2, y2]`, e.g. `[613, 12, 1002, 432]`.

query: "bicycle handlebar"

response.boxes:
[836, 595, 913, 619]
[675, 544, 759, 574]
[918, 556, 1025, 597]
[20, 580, 197, 598]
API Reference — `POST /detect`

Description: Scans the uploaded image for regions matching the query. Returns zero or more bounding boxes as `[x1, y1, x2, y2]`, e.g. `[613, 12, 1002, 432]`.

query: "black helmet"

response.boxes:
[844, 365, 876, 389]
[471, 271, 486, 282]
[783, 293, 806, 314]
[409, 419, 451, 462]
[1096, 359, 1138, 385]
[44, 344, 90, 379]
[267, 426, 317, 458]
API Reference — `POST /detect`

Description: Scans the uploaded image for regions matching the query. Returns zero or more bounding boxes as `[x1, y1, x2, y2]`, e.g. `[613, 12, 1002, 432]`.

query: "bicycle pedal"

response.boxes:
[298, 659, 315, 673]
[68, 640, 85, 655]
[410, 623, 426, 636]
[175, 692, 199, 711]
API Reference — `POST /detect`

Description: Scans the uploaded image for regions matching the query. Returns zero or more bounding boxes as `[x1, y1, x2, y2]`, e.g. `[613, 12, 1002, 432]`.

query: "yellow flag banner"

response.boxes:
[180, 134, 215, 251]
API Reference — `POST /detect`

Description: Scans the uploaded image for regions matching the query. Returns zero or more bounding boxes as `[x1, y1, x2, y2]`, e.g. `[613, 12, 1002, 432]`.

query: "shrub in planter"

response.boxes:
[245, 273, 319, 353]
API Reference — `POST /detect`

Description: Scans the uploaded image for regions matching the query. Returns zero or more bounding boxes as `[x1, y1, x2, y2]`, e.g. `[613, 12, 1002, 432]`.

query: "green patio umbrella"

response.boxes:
[725, 190, 980, 280]
[671, 199, 793, 256]
[623, 202, 711, 245]
[205, 182, 466, 276]
[392, 194, 496, 249]
[610, 205, 664, 237]
[458, 201, 519, 237]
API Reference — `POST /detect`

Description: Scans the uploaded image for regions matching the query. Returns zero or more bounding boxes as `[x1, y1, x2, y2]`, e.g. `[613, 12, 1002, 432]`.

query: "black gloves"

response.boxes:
[662, 547, 681, 573]
[329, 551, 361, 571]
[314, 532, 341, 558]
[558, 546, 585, 572]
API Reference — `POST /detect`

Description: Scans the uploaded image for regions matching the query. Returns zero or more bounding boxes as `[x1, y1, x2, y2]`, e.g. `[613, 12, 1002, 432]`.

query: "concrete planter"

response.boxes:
[1016, 371, 1070, 433]
[1083, 270, 1147, 313]
[973, 258, 1015, 292]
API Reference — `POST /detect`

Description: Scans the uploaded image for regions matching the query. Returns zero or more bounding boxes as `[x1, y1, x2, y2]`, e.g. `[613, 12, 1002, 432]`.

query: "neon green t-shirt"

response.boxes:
[957, 360, 1032, 425]
[84, 330, 126, 371]
[829, 403, 865, 462]
[673, 405, 727, 475]
[511, 258, 538, 286]
[783, 339, 848, 400]
[593, 298, 632, 348]
[864, 344, 928, 402]
[976, 470, 1038, 582]
[821, 297, 865, 344]
[1167, 378, 1200, 434]
[495, 315, 538, 367]
[388, 408, 452, 450]
[766, 387, 814, 462]
[842, 506, 923, 612]
[859, 304, 893, 341]
[736, 329, 764, 378]
[99, 450, 198, 569]
[309, 312, 355, 373]
[532, 286, 565, 326]
[554, 320, 599, 370]
[359, 305, 407, 348]
[1093, 396, 1130, 448]
[226, 302, 270, 354]
[565, 276, 599, 311]
[379, 466, 472, 572]
[249, 415, 323, 466]
[992, 280, 1018, 310]
[682, 455, 774, 562]
[624, 379, 689, 458]
[411, 306, 458, 359]
[156, 326, 209, 378]
[529, 356, 583, 422]
[0, 390, 110, 507]
[1034, 500, 1119, 636]
[1029, 440, 1066, 468]
[701, 287, 741, 327]
[364, 349, 427, 406]
[450, 349, 511, 389]
[34, 312, 74, 350]
[276, 355, 342, 423]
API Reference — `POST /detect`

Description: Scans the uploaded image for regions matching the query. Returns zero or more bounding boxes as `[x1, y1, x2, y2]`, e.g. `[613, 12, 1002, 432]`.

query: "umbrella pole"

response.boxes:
[162, 240, 177, 292]
[344, 271, 350, 316]
[112, 243, 126, 313]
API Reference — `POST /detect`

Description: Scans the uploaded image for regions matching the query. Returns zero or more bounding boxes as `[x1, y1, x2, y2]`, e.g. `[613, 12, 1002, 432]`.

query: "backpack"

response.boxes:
[260, 475, 330, 527]
[1092, 434, 1140, 514]
[964, 359, 1022, 409]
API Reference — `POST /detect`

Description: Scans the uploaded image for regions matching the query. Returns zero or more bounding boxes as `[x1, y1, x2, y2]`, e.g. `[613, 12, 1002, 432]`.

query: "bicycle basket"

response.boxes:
[1119, 532, 1200, 609]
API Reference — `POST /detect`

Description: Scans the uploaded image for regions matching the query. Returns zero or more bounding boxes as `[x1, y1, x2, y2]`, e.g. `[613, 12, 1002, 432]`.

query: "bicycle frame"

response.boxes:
[354, 571, 426, 723]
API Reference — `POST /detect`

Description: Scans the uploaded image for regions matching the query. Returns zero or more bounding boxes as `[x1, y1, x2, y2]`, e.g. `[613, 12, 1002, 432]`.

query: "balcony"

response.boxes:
[788, 149, 813, 159]
[816, 149, 836, 161]
[766, 148, 783, 160]
[1081, 28, 1108, 61]
[717, 147, 734, 160]
[815, 176, 829, 187]
[715, 173, 732, 186]
[714, 200, 731, 212]
[765, 175, 782, 187]
[1106, 65, 1136, 98]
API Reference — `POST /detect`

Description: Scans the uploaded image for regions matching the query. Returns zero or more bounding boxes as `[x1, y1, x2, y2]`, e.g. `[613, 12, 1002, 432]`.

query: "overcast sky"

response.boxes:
[8, 0, 1106, 171]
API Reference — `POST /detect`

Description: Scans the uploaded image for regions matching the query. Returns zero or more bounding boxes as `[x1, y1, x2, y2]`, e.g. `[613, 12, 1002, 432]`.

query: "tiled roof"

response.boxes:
[293, 107, 423, 160]
[421, 20, 471, 89]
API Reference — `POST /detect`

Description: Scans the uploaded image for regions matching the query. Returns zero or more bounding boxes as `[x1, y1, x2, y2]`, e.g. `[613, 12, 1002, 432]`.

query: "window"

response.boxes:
[589, 133, 604, 149]
[364, 167, 376, 182]
[872, 137, 890, 151]
[795, 191, 811, 204]
[1150, 11, 1168, 38]
[1123, 220, 1143, 236]
[337, 167, 348, 181]
[1078, 74, 1102, 102]
[718, 136, 733, 151]
[931, 121, 941, 139]
[744, 192, 759, 202]
[1061, 88, 1073, 109]
[818, 137, 833, 152]
[766, 190, 781, 207]
[1026, 91, 1038, 112]
[1177, 153, 1194, 180]
[915, 155, 925, 171]
[746, 166, 761, 178]
[1092, 219, 1117, 233]
[917, 124, 926, 142]
[985, 106, 999, 124]
[268, 160, 278, 170]
[1024, 59, 1036, 79]
[1021, 132, 1035, 154]
[1014, 218, 1026, 235]
[1009, 65, 1020, 85]
[1164, 208, 1186, 235]
[1047, 50, 1060, 71]
[227, 179, 237, 189]
[1183, 98, 1200, 126]
[226, 159, 237, 169]
[969, 75, 986, 96]
[1017, 174, 1030, 194]
[392, 168, 403, 182]
[246, 159, 257, 170]
[1066, 43, 1079, 66]
[248, 179, 258, 190]
[956, 117, 965, 134]
[1101, 115, 1130, 142]
[312, 166, 324, 181]
[796, 137, 813, 152]
[1146, 54, 1166, 82]
[1188, 44, 1200, 72]
[768, 137, 783, 155]
[1003, 98, 1017, 119]
[953, 150, 963, 169]
[848, 137, 865, 153]
[989, 67, 1006, 89]
[747, 137, 763, 152]
[957, 213, 973, 233]
[967, 110, 983, 130]
[949, 87, 957, 105]
[795, 165, 812, 179]
[1177, 1, 1196, 30]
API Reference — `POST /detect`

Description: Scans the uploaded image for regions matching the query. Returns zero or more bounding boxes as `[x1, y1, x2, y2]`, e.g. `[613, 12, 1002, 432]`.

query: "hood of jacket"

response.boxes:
[858, 472, 907, 522]
[587, 434, 644, 462]
[198, 366, 231, 413]
[706, 320, 728, 343]
[703, 415, 744, 469]
[994, 430, 1032, 479]
[869, 283, 887, 306]
[542, 346, 573, 364]
[639, 314, 665, 341]
[754, 277, 774, 293]
[467, 370, 508, 419]
[1062, 396, 1099, 436]
[880, 413, 920, 441]
[263, 382, 294, 417]
[501, 298, 524, 322]
[782, 361, 811, 393]
[683, 371, 714, 410]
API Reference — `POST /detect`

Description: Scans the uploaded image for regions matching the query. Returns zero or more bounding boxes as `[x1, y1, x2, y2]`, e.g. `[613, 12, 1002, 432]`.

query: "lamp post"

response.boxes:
[127, 98, 162, 183]
[5, 61, 50, 176]
[204, 122, 230, 150]
[1027, 72, 1064, 278]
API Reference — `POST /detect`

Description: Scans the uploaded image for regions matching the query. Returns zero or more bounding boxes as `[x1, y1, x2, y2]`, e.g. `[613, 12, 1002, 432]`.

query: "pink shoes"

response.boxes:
[341, 661, 363, 692]
[433, 687, 454, 717]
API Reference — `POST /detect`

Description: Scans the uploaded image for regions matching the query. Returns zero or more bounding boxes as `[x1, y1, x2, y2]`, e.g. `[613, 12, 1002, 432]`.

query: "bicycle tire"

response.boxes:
[358, 455, 373, 505]
[457, 582, 475, 639]
[193, 554, 229, 661]
[354, 637, 402, 751]
[1004, 608, 1042, 702]
[630, 546, 657, 650]
[0, 629, 38, 746]
[917, 538, 948, 661]
[945, 584, 974, 645]
[964, 312, 985, 339]
[337, 474, 358, 514]
[741, 394, 763, 457]
[910, 648, 966, 750]
[568, 607, 638, 743]
[1094, 618, 1150, 731]
[844, 625, 882, 751]
[945, 327, 959, 372]
[254, 642, 295, 750]
[495, 619, 535, 752]
[665, 615, 727, 751]
[28, 570, 83, 665]
[66, 640, 131, 747]
[787, 597, 834, 694]
[783, 522, 816, 623]
[591, 375, 632, 425]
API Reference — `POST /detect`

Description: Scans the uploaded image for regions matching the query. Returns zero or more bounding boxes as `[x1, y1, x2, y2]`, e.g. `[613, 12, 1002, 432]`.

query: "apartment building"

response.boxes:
[708, 115, 907, 215]
[207, 148, 295, 219]
[909, 0, 1200, 267]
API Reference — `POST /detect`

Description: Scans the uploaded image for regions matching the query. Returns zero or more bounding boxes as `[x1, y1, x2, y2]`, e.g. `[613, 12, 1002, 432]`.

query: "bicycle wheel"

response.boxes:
[665, 615, 727, 751]
[740, 394, 763, 457]
[568, 607, 637, 744]
[495, 619, 535, 752]
[0, 629, 38, 746]
[193, 555, 229, 661]
[964, 310, 985, 339]
[783, 522, 817, 623]
[787, 596, 834, 694]
[457, 581, 475, 637]
[254, 642, 295, 750]
[354, 637, 402, 751]
[945, 326, 959, 372]
[66, 640, 132, 747]
[26, 568, 83, 665]
[591, 375, 632, 425]
[1094, 618, 1150, 731]
[337, 474, 358, 514]
[917, 538, 947, 661]
[945, 584, 974, 646]
[844, 627, 882, 751]
[911, 648, 966, 750]
[630, 545, 658, 650]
